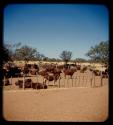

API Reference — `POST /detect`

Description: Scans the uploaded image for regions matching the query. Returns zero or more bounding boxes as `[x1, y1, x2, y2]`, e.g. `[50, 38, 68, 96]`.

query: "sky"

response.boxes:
[3, 4, 109, 60]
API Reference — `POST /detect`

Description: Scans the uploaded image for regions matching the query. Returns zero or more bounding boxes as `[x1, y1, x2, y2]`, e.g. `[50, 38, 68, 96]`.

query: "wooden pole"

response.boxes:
[78, 76, 80, 87]
[85, 76, 88, 87]
[58, 77, 60, 88]
[83, 76, 84, 87]
[23, 74, 25, 89]
[74, 76, 77, 87]
[36, 72, 38, 83]
[72, 77, 73, 87]
[100, 76, 103, 87]
[67, 78, 68, 87]
[64, 77, 65, 88]
[93, 75, 95, 87]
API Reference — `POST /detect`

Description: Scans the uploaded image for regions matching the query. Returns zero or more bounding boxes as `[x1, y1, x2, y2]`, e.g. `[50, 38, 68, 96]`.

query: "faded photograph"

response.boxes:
[2, 4, 109, 122]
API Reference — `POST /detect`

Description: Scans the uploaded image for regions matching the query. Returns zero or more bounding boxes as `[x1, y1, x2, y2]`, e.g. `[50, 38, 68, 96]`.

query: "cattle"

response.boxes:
[29, 64, 39, 75]
[57, 65, 64, 70]
[3, 66, 22, 78]
[63, 68, 76, 79]
[29, 68, 39, 75]
[38, 69, 48, 77]
[32, 82, 47, 89]
[93, 70, 101, 76]
[21, 65, 30, 76]
[15, 79, 32, 88]
[8, 67, 22, 77]
[15, 79, 47, 89]
[102, 69, 109, 78]
[80, 66, 87, 73]
[3, 78, 11, 86]
[51, 68, 62, 76]
[37, 65, 62, 85]
[44, 73, 61, 85]
[76, 65, 81, 70]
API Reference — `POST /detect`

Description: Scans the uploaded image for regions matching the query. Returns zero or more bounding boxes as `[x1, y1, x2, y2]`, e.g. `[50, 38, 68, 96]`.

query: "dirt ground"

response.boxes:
[2, 70, 109, 122]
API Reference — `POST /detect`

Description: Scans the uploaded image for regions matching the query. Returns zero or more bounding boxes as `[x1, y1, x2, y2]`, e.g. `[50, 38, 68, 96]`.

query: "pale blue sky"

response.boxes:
[4, 4, 109, 59]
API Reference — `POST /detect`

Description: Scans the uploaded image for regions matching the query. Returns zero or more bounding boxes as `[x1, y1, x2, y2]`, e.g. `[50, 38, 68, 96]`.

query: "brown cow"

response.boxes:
[15, 79, 32, 88]
[63, 68, 76, 79]
[3, 78, 11, 86]
[32, 82, 47, 89]
[44, 73, 61, 85]
[93, 70, 101, 76]
[15, 79, 47, 89]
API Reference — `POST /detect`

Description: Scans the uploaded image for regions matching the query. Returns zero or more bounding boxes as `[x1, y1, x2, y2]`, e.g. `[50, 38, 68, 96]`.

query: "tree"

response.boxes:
[86, 41, 109, 64]
[36, 52, 45, 61]
[59, 50, 72, 64]
[4, 42, 21, 61]
[15, 45, 37, 63]
[43, 57, 49, 61]
[1, 45, 12, 63]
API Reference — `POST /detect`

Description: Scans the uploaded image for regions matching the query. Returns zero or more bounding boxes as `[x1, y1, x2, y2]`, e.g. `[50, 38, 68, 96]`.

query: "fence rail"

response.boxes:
[3, 72, 108, 90]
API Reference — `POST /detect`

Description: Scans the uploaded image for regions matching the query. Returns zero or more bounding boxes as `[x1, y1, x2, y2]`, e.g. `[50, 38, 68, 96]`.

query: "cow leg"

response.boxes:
[70, 75, 72, 79]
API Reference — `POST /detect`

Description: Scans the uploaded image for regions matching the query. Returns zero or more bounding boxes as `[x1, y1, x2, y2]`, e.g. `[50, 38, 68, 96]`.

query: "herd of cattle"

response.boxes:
[2, 62, 109, 89]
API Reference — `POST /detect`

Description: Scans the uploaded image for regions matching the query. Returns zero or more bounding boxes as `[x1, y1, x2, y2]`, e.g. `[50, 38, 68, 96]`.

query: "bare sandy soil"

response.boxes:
[2, 70, 109, 122]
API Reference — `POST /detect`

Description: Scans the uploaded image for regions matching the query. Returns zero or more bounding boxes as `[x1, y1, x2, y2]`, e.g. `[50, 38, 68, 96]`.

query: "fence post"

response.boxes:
[58, 77, 60, 88]
[74, 76, 76, 87]
[67, 78, 69, 87]
[64, 78, 65, 88]
[78, 76, 80, 87]
[83, 76, 84, 87]
[23, 74, 25, 89]
[72, 78, 73, 87]
[36, 72, 38, 83]
[93, 75, 95, 87]
[85, 76, 88, 87]
[100, 76, 103, 86]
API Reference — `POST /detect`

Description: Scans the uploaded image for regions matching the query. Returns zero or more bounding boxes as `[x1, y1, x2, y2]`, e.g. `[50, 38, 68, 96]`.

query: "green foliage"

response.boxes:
[4, 42, 21, 61]
[43, 57, 49, 61]
[15, 45, 37, 62]
[4, 42, 46, 62]
[36, 52, 45, 61]
[86, 41, 109, 64]
[2, 45, 12, 63]
[59, 50, 72, 64]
